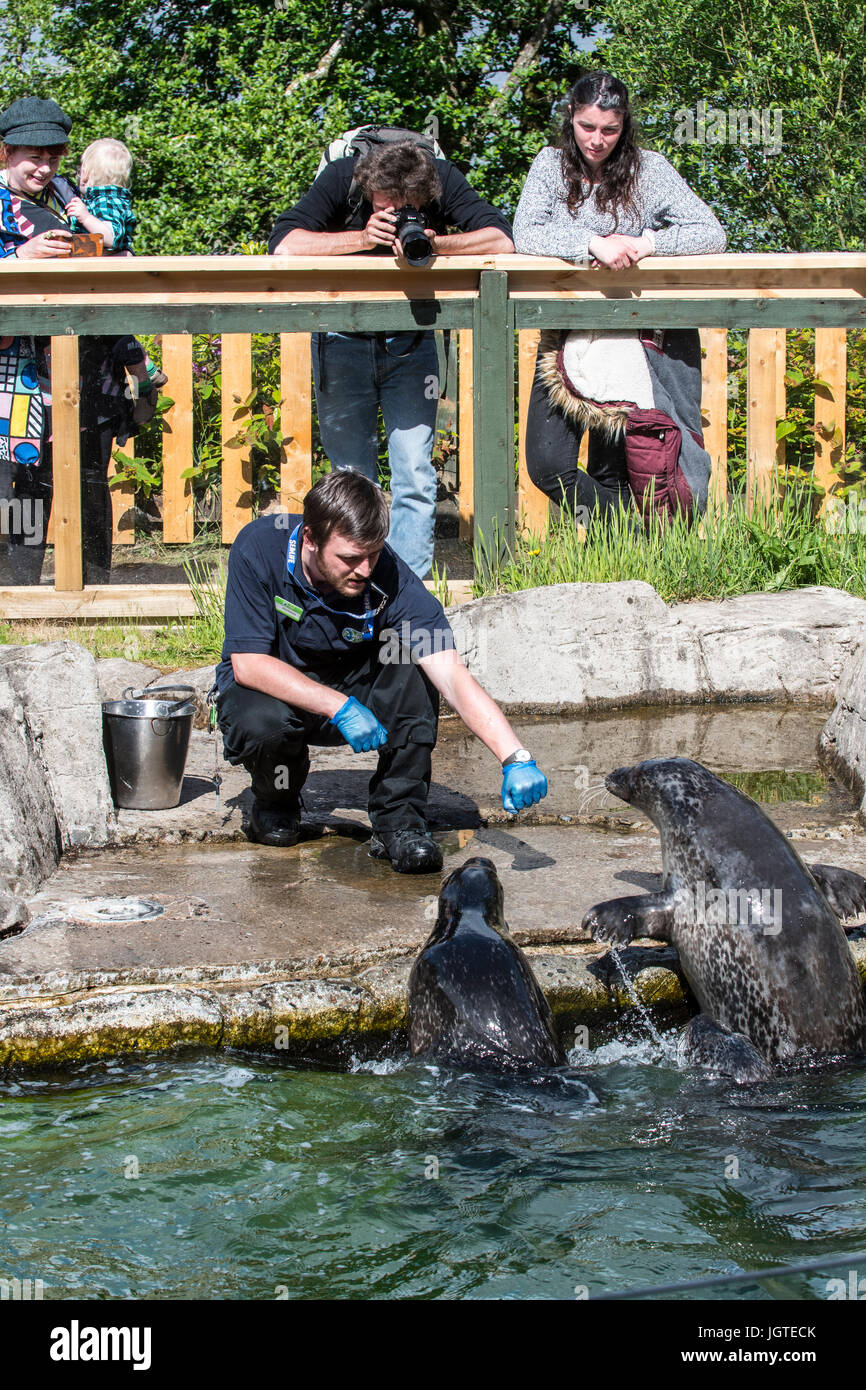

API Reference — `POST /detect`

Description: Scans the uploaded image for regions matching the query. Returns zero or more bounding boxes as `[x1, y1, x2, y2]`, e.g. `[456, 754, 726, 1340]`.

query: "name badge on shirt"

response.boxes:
[275, 596, 303, 621]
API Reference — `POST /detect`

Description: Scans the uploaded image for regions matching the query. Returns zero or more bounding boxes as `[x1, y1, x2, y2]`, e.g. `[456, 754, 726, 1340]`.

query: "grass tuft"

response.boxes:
[473, 490, 866, 603]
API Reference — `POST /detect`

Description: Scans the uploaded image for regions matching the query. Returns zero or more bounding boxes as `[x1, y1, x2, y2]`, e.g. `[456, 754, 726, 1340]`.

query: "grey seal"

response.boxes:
[582, 758, 866, 1079]
[408, 857, 566, 1070]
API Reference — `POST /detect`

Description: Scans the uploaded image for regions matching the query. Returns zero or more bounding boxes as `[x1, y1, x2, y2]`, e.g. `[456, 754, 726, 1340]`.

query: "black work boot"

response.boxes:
[247, 799, 301, 847]
[369, 828, 443, 874]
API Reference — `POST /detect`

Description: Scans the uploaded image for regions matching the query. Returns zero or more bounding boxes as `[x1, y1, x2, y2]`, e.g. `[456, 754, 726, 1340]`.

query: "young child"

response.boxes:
[65, 137, 136, 253]
[65, 138, 165, 412]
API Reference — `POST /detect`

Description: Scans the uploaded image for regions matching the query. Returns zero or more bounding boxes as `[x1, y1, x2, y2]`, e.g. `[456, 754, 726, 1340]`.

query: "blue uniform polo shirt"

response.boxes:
[215, 514, 455, 693]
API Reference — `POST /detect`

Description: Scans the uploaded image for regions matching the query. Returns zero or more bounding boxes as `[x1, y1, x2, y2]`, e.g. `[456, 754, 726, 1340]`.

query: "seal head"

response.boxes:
[408, 857, 566, 1070]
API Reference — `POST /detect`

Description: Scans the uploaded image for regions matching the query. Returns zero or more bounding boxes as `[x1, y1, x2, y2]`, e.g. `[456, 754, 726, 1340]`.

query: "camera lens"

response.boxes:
[394, 206, 433, 267]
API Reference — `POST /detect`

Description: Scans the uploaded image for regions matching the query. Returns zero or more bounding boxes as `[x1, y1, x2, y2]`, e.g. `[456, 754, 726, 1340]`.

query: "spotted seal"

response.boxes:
[582, 758, 866, 1079]
[408, 857, 566, 1070]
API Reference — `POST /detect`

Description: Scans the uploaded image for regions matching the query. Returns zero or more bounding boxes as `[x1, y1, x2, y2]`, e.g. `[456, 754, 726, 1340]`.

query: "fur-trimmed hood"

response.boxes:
[536, 329, 656, 439]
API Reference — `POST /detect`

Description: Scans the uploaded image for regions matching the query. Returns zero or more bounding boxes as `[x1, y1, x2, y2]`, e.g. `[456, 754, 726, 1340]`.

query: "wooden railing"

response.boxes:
[1, 253, 865, 617]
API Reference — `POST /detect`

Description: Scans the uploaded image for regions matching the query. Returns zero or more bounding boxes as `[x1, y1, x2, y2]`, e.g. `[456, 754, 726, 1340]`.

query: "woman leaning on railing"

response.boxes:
[513, 72, 727, 529]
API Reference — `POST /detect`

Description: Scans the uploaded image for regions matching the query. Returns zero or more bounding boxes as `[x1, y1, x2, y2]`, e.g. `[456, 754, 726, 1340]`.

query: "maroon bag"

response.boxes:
[623, 408, 696, 523]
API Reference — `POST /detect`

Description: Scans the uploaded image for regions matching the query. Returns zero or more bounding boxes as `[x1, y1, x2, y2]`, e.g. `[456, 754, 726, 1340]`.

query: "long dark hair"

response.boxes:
[559, 72, 641, 228]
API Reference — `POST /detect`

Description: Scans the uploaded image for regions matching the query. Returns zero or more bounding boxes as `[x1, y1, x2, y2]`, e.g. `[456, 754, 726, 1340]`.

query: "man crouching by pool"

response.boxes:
[215, 471, 548, 872]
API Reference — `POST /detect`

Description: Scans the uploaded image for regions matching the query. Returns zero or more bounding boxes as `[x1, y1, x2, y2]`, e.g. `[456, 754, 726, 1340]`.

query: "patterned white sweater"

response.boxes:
[513, 146, 726, 259]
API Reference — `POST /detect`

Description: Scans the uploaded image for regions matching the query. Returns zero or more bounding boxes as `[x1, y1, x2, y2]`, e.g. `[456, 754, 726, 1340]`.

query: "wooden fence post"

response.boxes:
[50, 335, 83, 590]
[280, 333, 312, 512]
[221, 334, 253, 542]
[161, 335, 195, 543]
[814, 327, 847, 504]
[109, 433, 135, 544]
[458, 330, 474, 543]
[517, 329, 548, 539]
[700, 327, 729, 507]
[472, 271, 514, 570]
[746, 328, 780, 510]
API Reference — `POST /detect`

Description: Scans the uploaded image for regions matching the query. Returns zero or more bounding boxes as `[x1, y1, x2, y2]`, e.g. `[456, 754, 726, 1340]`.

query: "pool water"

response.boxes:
[3, 1035, 866, 1301]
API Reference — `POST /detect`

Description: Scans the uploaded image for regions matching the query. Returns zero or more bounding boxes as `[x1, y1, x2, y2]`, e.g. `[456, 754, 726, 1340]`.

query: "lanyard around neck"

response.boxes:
[285, 523, 386, 640]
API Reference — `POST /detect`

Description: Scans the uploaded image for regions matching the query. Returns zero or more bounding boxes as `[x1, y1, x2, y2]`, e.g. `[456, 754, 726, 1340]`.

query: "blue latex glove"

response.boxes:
[501, 760, 548, 814]
[330, 696, 388, 753]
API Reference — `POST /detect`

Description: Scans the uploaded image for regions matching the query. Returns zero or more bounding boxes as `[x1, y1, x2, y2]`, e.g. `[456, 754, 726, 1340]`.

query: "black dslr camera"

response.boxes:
[394, 206, 433, 267]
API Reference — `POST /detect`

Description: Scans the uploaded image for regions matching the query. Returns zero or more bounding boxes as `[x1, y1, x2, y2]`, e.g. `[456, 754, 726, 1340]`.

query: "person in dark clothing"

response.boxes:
[269, 143, 513, 578]
[216, 471, 547, 873]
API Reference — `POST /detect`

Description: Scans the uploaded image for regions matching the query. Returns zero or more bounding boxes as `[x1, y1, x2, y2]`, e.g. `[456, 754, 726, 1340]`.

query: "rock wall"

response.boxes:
[449, 583, 866, 709]
[0, 643, 114, 910]
[820, 641, 866, 819]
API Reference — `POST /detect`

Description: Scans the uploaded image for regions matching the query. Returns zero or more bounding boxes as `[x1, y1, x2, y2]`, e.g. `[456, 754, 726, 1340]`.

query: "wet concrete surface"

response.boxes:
[2, 704, 865, 1067]
[4, 808, 865, 990]
[109, 703, 844, 847]
[3, 703, 862, 991]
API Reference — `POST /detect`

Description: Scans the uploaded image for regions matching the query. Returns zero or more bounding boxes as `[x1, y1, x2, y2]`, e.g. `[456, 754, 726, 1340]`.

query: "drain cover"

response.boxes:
[68, 897, 165, 923]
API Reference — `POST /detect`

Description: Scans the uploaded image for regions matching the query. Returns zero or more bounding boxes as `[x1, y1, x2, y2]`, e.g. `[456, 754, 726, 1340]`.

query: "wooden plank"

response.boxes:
[161, 335, 195, 543]
[700, 327, 729, 506]
[6, 295, 866, 339]
[472, 271, 514, 569]
[513, 300, 866, 332]
[49, 335, 83, 590]
[0, 576, 474, 621]
[108, 434, 135, 545]
[0, 302, 478, 338]
[814, 327, 847, 501]
[746, 328, 780, 509]
[516, 329, 548, 539]
[458, 330, 474, 543]
[279, 333, 312, 512]
[221, 334, 253, 543]
[0, 584, 198, 620]
[774, 328, 787, 472]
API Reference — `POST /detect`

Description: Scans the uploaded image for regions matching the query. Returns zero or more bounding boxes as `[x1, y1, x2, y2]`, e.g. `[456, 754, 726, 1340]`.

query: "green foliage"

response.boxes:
[476, 488, 866, 602]
[722, 329, 866, 510]
[598, 0, 866, 251]
[0, 0, 595, 253]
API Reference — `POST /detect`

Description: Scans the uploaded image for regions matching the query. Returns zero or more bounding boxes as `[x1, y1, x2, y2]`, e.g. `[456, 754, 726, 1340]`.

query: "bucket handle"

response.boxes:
[124, 684, 196, 715]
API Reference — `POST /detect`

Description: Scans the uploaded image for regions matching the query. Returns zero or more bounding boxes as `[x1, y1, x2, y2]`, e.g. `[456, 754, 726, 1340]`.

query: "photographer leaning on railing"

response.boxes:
[269, 138, 514, 582]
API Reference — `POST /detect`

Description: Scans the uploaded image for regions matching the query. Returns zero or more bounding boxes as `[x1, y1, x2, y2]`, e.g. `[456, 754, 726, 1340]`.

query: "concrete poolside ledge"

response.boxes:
[3, 936, 866, 1071]
[0, 944, 691, 1069]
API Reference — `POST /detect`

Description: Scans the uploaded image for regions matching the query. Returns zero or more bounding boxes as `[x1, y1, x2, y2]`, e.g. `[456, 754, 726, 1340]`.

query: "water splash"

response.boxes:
[606, 944, 679, 1061]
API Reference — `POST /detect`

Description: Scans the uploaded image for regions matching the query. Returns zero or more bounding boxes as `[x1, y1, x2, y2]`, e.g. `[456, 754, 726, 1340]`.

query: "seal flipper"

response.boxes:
[808, 863, 866, 922]
[582, 891, 675, 945]
[678, 1015, 771, 1083]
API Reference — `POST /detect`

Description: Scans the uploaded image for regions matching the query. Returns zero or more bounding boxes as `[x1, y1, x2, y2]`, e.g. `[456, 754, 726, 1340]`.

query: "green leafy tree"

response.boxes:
[0, 0, 595, 252]
[596, 0, 866, 250]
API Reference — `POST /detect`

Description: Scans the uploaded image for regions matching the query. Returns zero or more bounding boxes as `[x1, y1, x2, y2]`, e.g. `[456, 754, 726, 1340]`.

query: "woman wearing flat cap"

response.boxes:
[0, 97, 144, 584]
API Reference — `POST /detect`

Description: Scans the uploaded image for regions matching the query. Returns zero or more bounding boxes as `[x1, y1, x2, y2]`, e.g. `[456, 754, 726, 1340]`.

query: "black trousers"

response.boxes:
[217, 650, 440, 833]
[0, 422, 116, 586]
[524, 359, 632, 519]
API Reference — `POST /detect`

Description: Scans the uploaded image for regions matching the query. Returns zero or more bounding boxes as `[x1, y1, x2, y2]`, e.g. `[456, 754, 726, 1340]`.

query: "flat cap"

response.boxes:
[0, 98, 72, 147]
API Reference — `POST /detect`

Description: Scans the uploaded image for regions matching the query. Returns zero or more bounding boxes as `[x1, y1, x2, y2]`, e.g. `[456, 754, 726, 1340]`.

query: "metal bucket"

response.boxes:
[102, 686, 196, 810]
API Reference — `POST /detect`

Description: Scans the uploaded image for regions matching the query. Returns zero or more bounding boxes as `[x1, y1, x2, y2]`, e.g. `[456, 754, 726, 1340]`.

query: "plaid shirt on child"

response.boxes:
[76, 184, 136, 252]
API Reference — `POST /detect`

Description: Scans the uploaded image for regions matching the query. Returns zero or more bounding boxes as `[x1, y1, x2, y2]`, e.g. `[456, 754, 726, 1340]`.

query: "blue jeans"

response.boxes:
[312, 331, 439, 578]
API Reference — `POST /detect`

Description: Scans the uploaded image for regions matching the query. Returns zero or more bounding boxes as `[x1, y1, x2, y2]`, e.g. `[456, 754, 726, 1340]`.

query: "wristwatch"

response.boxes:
[502, 748, 533, 768]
